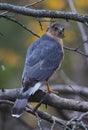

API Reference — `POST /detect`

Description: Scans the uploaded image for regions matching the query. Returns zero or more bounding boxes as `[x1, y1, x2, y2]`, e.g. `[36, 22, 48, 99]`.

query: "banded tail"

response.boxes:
[12, 82, 41, 118]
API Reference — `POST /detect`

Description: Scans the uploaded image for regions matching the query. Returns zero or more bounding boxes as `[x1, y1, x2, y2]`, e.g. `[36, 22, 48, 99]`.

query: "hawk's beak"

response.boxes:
[58, 27, 64, 34]
[57, 27, 64, 38]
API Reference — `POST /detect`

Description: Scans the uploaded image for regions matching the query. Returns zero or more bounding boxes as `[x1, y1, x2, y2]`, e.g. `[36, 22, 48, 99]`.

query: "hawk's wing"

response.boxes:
[22, 34, 63, 82]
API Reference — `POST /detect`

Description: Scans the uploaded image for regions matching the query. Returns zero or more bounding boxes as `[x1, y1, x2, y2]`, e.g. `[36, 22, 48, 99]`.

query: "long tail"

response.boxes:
[12, 82, 41, 118]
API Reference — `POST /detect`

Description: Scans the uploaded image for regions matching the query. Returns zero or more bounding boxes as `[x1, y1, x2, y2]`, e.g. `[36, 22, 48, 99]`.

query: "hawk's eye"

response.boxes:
[62, 28, 64, 31]
[54, 27, 58, 30]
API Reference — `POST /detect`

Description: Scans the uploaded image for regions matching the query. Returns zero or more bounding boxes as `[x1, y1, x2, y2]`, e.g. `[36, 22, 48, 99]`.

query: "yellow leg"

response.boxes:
[45, 81, 58, 94]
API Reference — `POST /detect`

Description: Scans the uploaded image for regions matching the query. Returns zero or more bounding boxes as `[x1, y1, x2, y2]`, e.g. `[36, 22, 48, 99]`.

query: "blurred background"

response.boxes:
[0, 0, 88, 130]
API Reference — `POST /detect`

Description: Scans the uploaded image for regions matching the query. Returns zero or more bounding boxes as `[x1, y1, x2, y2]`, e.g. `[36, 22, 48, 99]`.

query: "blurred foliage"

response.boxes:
[74, 0, 88, 12]
[45, 0, 66, 10]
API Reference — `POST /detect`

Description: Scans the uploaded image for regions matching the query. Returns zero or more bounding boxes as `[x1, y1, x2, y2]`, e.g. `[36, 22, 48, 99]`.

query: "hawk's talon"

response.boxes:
[46, 81, 59, 94]
[45, 88, 59, 94]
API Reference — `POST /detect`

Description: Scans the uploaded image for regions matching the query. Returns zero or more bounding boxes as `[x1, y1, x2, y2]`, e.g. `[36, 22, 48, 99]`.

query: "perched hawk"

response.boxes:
[12, 23, 64, 118]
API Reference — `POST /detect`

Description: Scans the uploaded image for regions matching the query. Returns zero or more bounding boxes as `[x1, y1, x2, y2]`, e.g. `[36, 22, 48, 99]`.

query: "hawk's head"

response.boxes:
[47, 23, 64, 38]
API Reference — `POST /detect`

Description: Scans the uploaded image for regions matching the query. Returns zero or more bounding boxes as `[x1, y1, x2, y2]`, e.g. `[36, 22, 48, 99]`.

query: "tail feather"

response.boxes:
[12, 98, 28, 118]
[12, 82, 42, 118]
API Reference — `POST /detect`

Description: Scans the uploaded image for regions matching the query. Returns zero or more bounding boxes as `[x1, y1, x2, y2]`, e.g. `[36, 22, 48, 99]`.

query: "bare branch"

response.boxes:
[50, 117, 56, 130]
[1, 18, 87, 57]
[1, 89, 88, 129]
[35, 113, 43, 130]
[0, 99, 66, 130]
[0, 3, 88, 25]
[1, 88, 88, 112]
[1, 98, 88, 129]
[1, 84, 88, 100]
[67, 112, 88, 130]
[1, 14, 88, 57]
[0, 99, 67, 128]
[64, 46, 88, 57]
[26, 104, 66, 127]
[0, 11, 8, 15]
[0, 99, 13, 105]
[0, 3, 88, 58]
[25, 0, 44, 8]
[1, 15, 40, 38]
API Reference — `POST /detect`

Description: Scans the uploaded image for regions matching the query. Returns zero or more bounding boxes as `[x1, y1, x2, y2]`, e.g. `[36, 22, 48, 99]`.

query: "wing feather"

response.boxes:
[22, 34, 63, 82]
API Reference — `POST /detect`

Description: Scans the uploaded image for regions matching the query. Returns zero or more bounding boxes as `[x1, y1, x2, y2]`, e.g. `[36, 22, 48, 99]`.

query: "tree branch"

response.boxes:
[0, 87, 88, 112]
[24, 0, 44, 8]
[26, 104, 67, 128]
[0, 99, 68, 129]
[1, 87, 88, 129]
[1, 14, 88, 57]
[0, 3, 88, 25]
[64, 46, 88, 57]
[0, 3, 88, 58]
[1, 15, 40, 38]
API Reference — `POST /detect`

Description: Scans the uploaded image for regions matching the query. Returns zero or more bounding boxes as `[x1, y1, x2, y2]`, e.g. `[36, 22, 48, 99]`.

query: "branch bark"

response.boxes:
[0, 99, 67, 128]
[0, 87, 88, 112]
[26, 104, 67, 127]
[0, 3, 88, 25]
[1, 86, 88, 129]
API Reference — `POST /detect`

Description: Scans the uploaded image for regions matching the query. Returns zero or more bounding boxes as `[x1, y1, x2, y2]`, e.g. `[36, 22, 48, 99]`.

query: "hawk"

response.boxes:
[12, 23, 64, 118]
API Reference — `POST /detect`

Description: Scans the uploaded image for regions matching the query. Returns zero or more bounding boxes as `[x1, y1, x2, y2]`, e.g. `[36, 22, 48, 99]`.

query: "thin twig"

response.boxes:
[67, 113, 88, 130]
[1, 14, 87, 57]
[0, 4, 88, 58]
[67, 116, 78, 125]
[0, 99, 67, 128]
[25, 0, 44, 8]
[0, 99, 13, 105]
[1, 15, 40, 38]
[0, 11, 8, 15]
[33, 92, 48, 113]
[80, 121, 88, 130]
[2, 14, 88, 57]
[37, 18, 43, 30]
[35, 113, 43, 130]
[26, 104, 67, 127]
[1, 96, 88, 129]
[25, 0, 45, 31]
[75, 40, 88, 50]
[78, 112, 88, 121]
[64, 46, 88, 57]
[50, 116, 56, 130]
